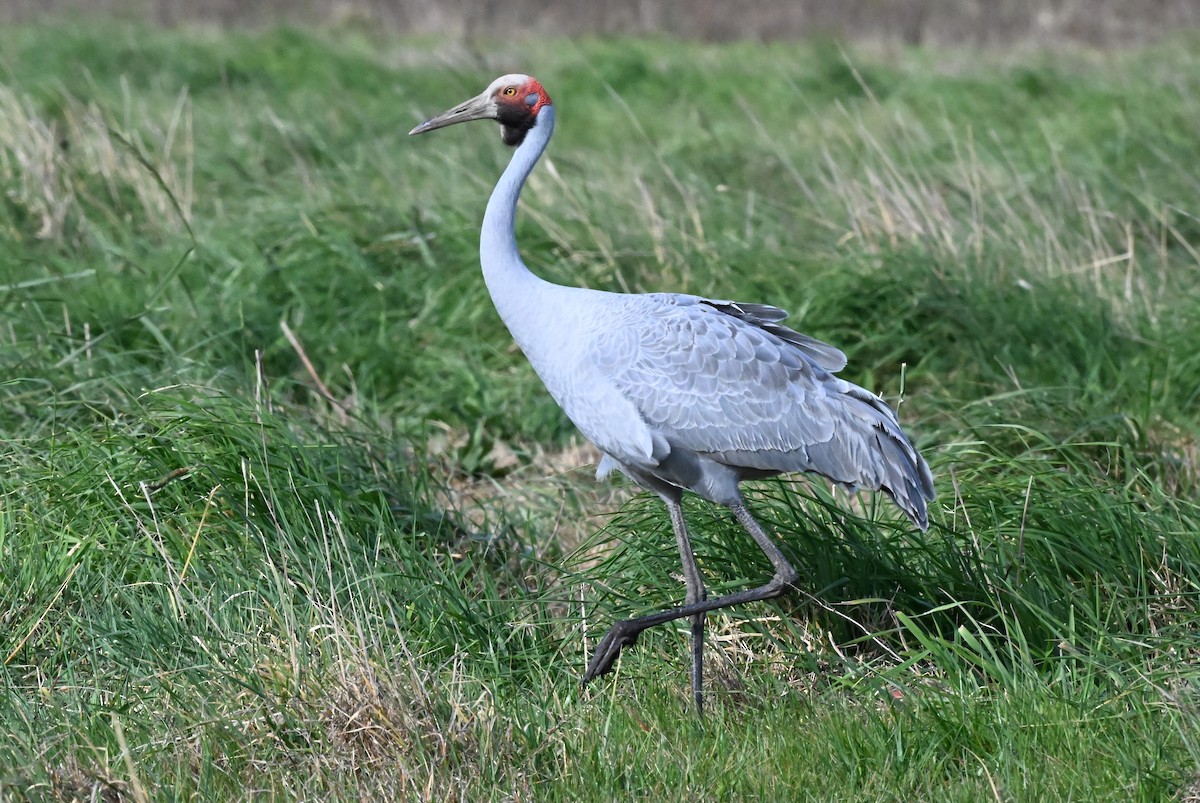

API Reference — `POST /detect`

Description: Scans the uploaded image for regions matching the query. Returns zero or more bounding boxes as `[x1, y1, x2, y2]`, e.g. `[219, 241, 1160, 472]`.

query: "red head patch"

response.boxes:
[490, 74, 553, 146]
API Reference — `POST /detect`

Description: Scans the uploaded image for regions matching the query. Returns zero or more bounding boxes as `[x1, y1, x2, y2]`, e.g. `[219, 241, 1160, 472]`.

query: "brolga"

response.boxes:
[410, 74, 935, 711]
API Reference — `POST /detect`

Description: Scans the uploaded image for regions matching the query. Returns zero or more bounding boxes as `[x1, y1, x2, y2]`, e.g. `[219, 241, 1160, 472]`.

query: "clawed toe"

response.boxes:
[583, 621, 642, 683]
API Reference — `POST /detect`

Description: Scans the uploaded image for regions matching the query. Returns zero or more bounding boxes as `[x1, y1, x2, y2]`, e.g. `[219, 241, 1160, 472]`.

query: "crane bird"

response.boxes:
[410, 74, 935, 711]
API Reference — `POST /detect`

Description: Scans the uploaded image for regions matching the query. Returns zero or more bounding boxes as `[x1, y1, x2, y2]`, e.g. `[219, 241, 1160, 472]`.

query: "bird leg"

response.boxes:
[666, 499, 707, 712]
[583, 502, 799, 707]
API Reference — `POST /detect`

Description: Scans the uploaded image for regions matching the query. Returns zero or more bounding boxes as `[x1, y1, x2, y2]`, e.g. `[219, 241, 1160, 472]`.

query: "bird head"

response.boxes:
[409, 74, 553, 147]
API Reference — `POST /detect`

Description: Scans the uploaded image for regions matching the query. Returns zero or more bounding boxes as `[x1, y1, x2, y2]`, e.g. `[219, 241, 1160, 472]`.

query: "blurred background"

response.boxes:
[2, 0, 1198, 44]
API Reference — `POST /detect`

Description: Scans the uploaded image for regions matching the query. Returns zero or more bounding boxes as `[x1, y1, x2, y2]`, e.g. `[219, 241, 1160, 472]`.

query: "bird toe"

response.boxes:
[583, 621, 642, 683]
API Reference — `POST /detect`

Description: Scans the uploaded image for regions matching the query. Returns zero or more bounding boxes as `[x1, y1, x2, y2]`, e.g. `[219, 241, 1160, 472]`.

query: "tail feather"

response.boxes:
[846, 387, 935, 530]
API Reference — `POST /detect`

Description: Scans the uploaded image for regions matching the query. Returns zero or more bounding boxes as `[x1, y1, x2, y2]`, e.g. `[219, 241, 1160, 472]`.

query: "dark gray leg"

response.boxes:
[584, 502, 799, 707]
[666, 498, 707, 712]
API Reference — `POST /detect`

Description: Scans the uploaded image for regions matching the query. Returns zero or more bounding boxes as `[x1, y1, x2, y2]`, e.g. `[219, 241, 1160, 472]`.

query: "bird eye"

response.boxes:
[504, 87, 517, 96]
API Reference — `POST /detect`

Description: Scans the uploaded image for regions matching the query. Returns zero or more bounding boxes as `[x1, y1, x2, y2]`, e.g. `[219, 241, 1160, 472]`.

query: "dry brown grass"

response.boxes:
[428, 433, 631, 559]
[0, 83, 193, 241]
[45, 758, 131, 803]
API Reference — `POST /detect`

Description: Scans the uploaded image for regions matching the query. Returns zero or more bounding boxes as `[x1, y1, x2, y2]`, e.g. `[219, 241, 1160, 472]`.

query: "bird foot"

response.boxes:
[583, 620, 643, 683]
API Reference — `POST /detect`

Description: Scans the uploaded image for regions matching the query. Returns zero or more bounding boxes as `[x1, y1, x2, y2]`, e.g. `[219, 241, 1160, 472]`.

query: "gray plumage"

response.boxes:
[410, 74, 935, 712]
[586, 292, 933, 524]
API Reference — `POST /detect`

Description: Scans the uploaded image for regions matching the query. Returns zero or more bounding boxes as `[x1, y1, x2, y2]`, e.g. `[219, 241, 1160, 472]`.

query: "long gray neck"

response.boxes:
[479, 106, 556, 321]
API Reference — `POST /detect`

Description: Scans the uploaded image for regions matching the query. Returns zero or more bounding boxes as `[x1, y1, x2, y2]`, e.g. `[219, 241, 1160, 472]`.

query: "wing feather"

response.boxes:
[593, 293, 844, 458]
[698, 298, 848, 372]
[587, 292, 933, 525]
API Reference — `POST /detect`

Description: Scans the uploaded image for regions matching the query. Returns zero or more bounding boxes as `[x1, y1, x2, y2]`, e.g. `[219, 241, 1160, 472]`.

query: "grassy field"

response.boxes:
[2, 20, 1199, 801]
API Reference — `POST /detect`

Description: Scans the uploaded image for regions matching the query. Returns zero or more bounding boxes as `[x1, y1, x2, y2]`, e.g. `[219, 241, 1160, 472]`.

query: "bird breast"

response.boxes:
[502, 287, 669, 470]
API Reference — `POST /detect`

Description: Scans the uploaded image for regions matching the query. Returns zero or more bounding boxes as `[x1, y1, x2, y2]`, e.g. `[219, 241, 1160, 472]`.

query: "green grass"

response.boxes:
[2, 19, 1199, 801]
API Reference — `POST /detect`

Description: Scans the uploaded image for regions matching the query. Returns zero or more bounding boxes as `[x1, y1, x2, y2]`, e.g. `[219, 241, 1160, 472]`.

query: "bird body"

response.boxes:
[411, 74, 935, 710]
[505, 284, 931, 518]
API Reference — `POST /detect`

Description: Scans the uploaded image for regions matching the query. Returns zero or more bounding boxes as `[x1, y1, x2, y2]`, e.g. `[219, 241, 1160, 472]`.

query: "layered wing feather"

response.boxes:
[588, 292, 934, 527]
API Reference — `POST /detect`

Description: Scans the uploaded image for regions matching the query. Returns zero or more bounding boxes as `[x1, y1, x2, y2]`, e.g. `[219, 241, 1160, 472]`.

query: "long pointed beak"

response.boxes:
[409, 92, 496, 136]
